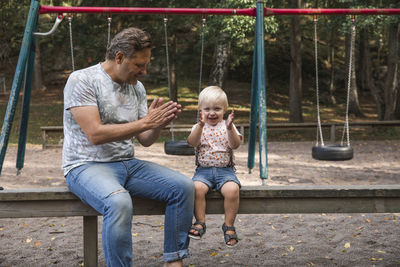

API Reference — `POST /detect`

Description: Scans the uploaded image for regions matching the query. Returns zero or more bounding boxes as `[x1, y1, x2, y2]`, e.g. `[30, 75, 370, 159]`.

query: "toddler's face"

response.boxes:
[200, 101, 225, 126]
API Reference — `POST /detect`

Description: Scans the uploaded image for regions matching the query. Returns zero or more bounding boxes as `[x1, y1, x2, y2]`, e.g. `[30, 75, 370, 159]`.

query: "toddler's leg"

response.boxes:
[220, 181, 240, 246]
[189, 181, 209, 237]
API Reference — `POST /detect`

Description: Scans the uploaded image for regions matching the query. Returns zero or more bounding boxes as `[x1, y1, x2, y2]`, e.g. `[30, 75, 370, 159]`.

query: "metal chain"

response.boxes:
[341, 17, 355, 147]
[197, 17, 206, 122]
[107, 15, 112, 47]
[163, 17, 174, 141]
[314, 16, 324, 146]
[68, 15, 75, 72]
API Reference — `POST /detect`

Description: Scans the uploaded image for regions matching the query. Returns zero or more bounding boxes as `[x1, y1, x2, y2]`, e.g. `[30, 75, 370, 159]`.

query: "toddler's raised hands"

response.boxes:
[226, 110, 235, 130]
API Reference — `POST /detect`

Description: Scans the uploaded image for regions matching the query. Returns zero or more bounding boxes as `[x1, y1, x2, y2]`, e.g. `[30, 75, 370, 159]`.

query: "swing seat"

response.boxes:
[164, 140, 195, 156]
[312, 144, 353, 161]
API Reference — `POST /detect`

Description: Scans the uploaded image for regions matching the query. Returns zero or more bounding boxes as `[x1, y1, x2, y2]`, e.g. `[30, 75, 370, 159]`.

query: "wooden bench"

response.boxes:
[1, 185, 400, 266]
[40, 126, 63, 149]
[40, 121, 400, 149]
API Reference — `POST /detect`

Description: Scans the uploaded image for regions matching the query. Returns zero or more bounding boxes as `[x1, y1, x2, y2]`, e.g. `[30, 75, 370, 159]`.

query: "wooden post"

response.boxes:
[83, 216, 98, 267]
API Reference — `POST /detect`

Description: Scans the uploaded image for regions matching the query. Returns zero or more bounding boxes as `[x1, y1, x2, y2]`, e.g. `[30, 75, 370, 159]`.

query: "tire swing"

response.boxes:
[163, 17, 206, 155]
[312, 16, 354, 161]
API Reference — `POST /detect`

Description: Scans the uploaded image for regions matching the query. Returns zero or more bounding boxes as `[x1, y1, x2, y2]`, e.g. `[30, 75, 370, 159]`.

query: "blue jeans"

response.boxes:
[192, 167, 241, 192]
[65, 158, 194, 266]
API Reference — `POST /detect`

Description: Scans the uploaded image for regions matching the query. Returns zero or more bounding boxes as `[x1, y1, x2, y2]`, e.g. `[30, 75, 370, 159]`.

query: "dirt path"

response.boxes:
[0, 141, 399, 266]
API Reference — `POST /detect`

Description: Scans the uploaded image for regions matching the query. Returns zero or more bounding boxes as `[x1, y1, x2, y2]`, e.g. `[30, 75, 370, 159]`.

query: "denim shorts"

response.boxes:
[192, 166, 241, 192]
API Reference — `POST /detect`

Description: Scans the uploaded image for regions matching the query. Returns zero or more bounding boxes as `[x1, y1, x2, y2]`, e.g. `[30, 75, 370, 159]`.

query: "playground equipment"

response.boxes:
[0, 0, 399, 182]
[311, 15, 354, 161]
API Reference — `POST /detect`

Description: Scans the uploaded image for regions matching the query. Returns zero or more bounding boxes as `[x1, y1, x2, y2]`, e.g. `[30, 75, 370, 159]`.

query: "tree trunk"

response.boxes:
[360, 29, 384, 120]
[328, 29, 336, 104]
[170, 35, 178, 102]
[383, 22, 399, 120]
[33, 40, 45, 91]
[345, 31, 364, 117]
[289, 0, 303, 123]
[209, 32, 231, 89]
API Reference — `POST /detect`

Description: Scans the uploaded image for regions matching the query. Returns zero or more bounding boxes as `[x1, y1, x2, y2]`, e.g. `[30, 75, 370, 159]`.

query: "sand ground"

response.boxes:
[0, 141, 399, 266]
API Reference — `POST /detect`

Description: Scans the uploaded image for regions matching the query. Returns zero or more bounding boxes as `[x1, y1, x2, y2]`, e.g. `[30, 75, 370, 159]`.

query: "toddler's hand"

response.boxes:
[198, 109, 205, 127]
[226, 110, 235, 130]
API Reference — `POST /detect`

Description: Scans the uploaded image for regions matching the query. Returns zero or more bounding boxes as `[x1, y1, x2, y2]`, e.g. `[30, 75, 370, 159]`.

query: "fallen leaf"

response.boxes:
[365, 218, 371, 223]
[132, 233, 138, 237]
[344, 242, 351, 249]
[282, 253, 288, 256]
[26, 238, 32, 243]
[34, 241, 41, 246]
[377, 250, 386, 254]
[225, 253, 230, 257]
[257, 232, 262, 236]
[210, 252, 218, 256]
[288, 246, 295, 252]
[0, 227, 3, 231]
[271, 225, 276, 230]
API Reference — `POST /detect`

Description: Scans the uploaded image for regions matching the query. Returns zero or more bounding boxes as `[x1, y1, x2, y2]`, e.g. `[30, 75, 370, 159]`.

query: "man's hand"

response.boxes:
[145, 98, 182, 129]
[226, 110, 235, 130]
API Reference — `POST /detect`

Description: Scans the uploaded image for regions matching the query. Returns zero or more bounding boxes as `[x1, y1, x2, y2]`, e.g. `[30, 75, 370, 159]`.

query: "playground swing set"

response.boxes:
[0, 1, 399, 180]
[1, 1, 400, 180]
[0, 2, 400, 265]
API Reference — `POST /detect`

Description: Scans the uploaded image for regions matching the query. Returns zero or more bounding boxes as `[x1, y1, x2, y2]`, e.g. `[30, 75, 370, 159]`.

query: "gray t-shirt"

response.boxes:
[62, 63, 148, 175]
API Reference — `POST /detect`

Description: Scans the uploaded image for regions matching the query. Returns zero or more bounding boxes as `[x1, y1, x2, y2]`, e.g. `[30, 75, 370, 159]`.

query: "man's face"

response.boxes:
[117, 48, 151, 84]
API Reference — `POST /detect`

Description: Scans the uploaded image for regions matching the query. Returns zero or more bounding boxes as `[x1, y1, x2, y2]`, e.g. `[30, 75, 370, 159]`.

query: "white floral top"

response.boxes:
[192, 121, 241, 167]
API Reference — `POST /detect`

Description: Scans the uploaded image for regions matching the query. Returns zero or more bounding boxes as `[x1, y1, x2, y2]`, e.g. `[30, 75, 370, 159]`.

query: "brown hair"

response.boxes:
[106, 27, 152, 60]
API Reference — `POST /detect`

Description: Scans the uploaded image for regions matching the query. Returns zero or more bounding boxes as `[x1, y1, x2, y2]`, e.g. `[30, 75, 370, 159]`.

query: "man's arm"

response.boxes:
[70, 98, 180, 146]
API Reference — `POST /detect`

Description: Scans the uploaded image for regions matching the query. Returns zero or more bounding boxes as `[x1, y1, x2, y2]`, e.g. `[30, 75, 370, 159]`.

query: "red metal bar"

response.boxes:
[265, 8, 400, 16]
[38, 6, 256, 16]
[38, 5, 400, 16]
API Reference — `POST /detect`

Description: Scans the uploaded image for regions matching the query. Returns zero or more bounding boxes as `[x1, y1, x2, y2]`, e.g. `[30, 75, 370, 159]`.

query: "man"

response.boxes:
[62, 27, 194, 267]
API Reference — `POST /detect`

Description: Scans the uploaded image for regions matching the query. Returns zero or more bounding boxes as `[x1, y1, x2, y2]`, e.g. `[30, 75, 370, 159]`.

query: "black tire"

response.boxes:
[164, 140, 195, 156]
[312, 144, 354, 161]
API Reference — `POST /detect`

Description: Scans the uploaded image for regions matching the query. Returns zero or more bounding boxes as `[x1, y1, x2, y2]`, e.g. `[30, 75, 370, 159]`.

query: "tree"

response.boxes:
[383, 21, 399, 120]
[289, 0, 303, 122]
[207, 0, 278, 91]
[345, 28, 364, 117]
[359, 29, 384, 119]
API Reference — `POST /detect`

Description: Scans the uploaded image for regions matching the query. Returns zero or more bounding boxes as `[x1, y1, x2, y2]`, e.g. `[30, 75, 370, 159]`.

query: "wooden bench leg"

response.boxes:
[84, 216, 98, 267]
[42, 130, 46, 149]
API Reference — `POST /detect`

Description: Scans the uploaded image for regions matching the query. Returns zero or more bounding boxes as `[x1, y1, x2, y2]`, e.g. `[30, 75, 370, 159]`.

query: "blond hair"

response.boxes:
[198, 86, 228, 111]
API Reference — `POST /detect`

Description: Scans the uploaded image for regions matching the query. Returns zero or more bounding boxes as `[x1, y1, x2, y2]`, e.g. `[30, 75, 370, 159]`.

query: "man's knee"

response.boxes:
[105, 189, 133, 214]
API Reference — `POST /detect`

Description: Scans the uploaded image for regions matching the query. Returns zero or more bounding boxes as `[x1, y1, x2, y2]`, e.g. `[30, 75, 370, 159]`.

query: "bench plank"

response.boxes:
[2, 185, 400, 267]
[2, 185, 400, 216]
